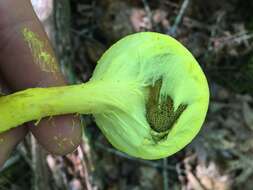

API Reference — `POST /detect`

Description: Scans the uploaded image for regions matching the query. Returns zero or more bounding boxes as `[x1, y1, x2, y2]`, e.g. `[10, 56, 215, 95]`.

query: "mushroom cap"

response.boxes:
[91, 32, 209, 159]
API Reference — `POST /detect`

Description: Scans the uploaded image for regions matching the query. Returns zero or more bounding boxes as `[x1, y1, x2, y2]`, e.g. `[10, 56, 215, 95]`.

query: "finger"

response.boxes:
[30, 115, 82, 155]
[0, 77, 27, 168]
[0, 0, 82, 155]
[0, 126, 27, 168]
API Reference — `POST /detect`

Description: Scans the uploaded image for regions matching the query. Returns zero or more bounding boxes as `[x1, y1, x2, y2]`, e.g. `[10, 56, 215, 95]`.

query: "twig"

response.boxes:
[168, 0, 191, 36]
[142, 0, 153, 28]
[183, 17, 212, 32]
[214, 32, 253, 45]
[163, 158, 169, 190]
[17, 143, 33, 170]
[31, 135, 50, 190]
[54, 0, 76, 84]
[164, 1, 179, 8]
[142, 0, 152, 18]
[206, 11, 225, 53]
[71, 28, 90, 37]
[0, 155, 20, 173]
[46, 156, 69, 190]
[79, 146, 93, 190]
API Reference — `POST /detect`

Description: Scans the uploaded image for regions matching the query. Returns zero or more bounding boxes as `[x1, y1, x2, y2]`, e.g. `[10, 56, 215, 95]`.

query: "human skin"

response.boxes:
[0, 0, 82, 167]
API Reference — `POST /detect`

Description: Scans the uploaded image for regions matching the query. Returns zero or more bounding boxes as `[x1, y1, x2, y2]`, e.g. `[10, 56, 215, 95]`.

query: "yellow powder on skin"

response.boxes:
[21, 27, 58, 73]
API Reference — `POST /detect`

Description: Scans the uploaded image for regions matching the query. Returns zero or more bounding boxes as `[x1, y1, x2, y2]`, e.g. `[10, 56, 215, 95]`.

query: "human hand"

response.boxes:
[0, 0, 82, 167]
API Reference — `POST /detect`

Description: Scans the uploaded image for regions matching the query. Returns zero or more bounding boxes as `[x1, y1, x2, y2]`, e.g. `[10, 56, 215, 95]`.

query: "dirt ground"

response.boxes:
[1, 0, 253, 190]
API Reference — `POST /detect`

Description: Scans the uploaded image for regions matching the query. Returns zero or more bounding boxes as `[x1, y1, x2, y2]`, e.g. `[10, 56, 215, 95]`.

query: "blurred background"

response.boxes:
[1, 0, 253, 189]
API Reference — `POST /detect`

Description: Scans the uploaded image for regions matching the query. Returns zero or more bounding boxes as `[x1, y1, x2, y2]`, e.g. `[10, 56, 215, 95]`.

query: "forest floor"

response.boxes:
[1, 0, 253, 190]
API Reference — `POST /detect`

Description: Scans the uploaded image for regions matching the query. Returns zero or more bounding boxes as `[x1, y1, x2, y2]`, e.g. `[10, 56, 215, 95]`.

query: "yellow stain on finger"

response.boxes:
[21, 27, 58, 73]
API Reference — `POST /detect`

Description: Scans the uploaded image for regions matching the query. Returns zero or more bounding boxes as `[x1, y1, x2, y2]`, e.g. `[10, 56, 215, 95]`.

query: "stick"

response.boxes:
[168, 0, 190, 36]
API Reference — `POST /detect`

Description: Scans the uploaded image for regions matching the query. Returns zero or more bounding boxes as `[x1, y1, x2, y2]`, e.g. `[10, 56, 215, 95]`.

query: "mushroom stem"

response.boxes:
[0, 80, 126, 133]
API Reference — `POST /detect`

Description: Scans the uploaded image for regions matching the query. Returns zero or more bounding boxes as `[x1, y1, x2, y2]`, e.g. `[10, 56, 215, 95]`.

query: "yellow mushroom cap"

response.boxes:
[91, 32, 209, 159]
